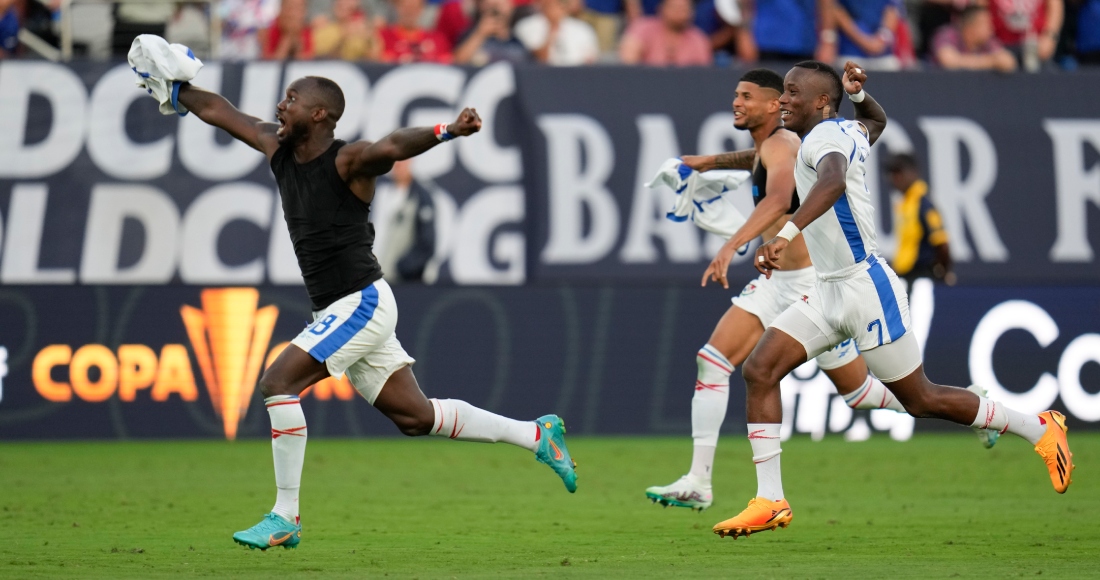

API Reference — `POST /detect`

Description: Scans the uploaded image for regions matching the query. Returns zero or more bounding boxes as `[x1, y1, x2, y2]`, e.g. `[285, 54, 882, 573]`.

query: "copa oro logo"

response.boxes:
[181, 288, 278, 440]
[32, 288, 358, 440]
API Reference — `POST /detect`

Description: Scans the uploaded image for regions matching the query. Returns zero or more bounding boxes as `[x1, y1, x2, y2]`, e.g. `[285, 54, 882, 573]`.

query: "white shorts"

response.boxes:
[770, 254, 921, 382]
[290, 279, 415, 404]
[732, 267, 857, 371]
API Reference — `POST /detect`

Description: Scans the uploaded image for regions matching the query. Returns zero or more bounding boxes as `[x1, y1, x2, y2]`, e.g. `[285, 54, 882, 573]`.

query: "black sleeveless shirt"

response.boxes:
[751, 127, 800, 214]
[271, 140, 383, 311]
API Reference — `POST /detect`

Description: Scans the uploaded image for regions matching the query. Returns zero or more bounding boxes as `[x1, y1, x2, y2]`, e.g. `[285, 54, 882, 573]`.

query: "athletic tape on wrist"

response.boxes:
[777, 221, 801, 242]
[848, 89, 866, 103]
[434, 123, 455, 142]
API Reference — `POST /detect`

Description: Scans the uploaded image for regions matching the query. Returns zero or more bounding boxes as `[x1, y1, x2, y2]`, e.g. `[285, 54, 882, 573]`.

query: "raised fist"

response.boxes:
[842, 61, 867, 95]
[449, 108, 483, 137]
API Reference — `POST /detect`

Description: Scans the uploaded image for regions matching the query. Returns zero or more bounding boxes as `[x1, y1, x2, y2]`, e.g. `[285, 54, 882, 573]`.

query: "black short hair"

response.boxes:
[793, 60, 843, 110]
[739, 68, 784, 94]
[305, 76, 345, 122]
[886, 153, 919, 174]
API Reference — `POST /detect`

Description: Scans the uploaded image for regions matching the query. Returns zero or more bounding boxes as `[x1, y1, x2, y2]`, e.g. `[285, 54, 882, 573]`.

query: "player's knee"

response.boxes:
[742, 353, 778, 392]
[258, 372, 288, 399]
[895, 388, 936, 418]
[893, 377, 943, 418]
[393, 411, 434, 437]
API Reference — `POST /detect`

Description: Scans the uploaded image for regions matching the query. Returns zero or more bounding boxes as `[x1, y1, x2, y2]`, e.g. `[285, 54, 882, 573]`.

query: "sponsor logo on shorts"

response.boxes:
[741, 283, 757, 296]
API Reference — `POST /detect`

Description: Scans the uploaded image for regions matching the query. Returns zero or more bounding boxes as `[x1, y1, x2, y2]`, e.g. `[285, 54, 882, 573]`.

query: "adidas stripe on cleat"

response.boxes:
[712, 497, 792, 539]
[1035, 410, 1074, 494]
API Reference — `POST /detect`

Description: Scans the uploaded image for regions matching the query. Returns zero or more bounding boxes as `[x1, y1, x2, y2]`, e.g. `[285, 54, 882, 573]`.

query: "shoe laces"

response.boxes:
[254, 513, 291, 533]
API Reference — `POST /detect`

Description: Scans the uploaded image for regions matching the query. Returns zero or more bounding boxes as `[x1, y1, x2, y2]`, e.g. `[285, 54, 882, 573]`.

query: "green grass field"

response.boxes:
[2, 434, 1097, 579]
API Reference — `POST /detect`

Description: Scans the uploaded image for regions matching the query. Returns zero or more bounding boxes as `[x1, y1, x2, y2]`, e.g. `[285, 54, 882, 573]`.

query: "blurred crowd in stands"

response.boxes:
[1, 0, 1098, 70]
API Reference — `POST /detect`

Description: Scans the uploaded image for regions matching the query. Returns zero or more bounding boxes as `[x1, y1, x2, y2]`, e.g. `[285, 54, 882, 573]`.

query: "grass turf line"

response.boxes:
[1, 434, 1096, 579]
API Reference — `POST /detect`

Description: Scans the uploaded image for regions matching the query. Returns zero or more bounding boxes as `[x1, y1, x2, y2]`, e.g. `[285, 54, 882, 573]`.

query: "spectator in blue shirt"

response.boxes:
[737, 0, 837, 63]
[0, 0, 18, 58]
[834, 0, 901, 69]
[580, 0, 655, 54]
[453, 0, 531, 64]
[1075, 0, 1100, 63]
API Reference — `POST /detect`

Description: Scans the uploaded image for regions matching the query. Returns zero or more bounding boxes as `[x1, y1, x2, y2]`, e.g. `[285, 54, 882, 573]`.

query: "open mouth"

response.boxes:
[780, 109, 792, 118]
[276, 114, 286, 136]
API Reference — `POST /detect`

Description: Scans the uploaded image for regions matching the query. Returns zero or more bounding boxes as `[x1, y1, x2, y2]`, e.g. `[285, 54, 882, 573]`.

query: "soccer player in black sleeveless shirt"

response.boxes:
[174, 76, 577, 550]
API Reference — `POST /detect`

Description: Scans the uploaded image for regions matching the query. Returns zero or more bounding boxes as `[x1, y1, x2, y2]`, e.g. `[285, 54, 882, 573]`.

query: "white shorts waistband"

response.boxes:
[816, 254, 884, 282]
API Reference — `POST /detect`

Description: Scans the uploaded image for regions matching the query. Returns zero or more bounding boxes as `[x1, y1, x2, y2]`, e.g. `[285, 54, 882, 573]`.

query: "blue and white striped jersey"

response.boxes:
[794, 118, 877, 276]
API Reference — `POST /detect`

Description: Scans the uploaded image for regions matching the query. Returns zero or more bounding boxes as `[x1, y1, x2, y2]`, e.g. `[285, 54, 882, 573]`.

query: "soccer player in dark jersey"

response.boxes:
[172, 76, 577, 550]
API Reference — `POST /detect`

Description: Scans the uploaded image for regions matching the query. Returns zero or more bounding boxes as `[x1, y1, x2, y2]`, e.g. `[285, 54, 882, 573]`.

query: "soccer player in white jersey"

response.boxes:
[711, 60, 1074, 539]
[643, 68, 962, 513]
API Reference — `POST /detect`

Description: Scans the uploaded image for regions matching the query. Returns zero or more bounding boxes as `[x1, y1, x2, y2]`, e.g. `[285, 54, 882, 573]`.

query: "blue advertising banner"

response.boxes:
[0, 61, 1098, 289]
[0, 62, 1096, 438]
[0, 283, 1096, 439]
[514, 66, 1100, 284]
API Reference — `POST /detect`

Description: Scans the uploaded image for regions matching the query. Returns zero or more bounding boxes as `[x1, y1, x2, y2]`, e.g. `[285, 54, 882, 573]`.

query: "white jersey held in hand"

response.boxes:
[127, 34, 203, 116]
[794, 118, 875, 276]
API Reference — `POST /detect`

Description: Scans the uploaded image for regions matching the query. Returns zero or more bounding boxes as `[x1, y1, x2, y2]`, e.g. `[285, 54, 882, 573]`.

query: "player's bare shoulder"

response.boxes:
[759, 127, 801, 168]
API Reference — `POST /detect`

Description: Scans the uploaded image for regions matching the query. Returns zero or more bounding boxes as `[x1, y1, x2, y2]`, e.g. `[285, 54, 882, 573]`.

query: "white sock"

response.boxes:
[690, 344, 732, 485]
[843, 375, 906, 413]
[429, 399, 538, 452]
[970, 397, 1046, 445]
[689, 446, 716, 486]
[747, 423, 784, 501]
[266, 395, 307, 523]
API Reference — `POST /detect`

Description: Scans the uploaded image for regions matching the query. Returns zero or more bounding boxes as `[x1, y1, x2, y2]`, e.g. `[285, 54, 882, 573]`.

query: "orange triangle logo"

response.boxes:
[180, 288, 279, 440]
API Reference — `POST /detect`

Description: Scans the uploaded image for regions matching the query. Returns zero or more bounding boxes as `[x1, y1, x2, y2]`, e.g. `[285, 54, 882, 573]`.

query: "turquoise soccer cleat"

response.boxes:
[534, 414, 578, 493]
[232, 513, 301, 550]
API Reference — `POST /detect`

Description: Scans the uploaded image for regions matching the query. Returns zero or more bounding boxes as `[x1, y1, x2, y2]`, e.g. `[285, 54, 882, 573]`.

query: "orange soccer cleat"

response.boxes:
[712, 497, 793, 539]
[1034, 411, 1074, 493]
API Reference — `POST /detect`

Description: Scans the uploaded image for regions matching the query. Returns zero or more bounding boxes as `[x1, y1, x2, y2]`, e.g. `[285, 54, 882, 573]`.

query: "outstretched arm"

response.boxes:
[681, 149, 756, 172]
[348, 108, 482, 177]
[175, 83, 279, 156]
[755, 152, 847, 275]
[702, 136, 798, 288]
[840, 61, 887, 145]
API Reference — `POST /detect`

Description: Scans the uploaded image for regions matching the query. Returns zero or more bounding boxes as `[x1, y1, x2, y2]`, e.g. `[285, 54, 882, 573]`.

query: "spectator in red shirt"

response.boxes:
[435, 0, 476, 47]
[381, 0, 454, 63]
[989, 0, 1063, 67]
[932, 4, 1017, 70]
[260, 0, 314, 60]
[619, 0, 713, 65]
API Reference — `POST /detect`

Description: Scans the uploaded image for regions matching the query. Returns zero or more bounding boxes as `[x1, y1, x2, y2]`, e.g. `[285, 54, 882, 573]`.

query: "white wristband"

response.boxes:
[777, 221, 801, 242]
[848, 89, 866, 103]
